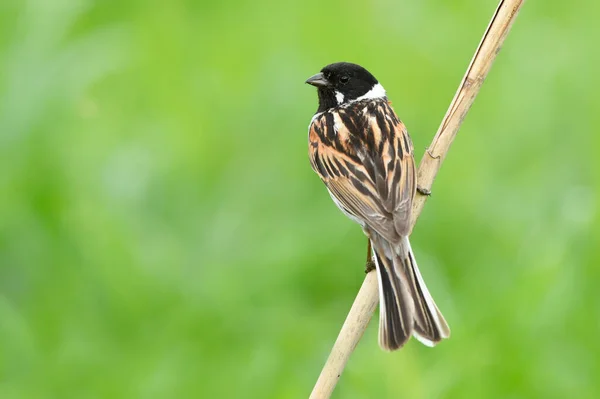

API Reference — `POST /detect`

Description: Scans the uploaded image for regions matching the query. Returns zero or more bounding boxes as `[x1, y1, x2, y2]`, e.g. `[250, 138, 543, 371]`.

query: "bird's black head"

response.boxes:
[306, 62, 386, 112]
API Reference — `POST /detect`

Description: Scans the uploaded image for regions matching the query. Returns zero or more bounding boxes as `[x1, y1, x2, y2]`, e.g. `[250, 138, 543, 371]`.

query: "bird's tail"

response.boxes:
[370, 234, 450, 351]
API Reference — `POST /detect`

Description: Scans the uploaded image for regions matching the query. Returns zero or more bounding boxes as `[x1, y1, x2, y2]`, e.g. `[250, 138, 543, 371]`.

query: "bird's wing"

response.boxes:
[309, 101, 416, 242]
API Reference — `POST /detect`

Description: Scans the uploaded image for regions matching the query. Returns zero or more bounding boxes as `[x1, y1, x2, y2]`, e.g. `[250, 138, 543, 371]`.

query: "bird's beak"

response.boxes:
[305, 72, 329, 87]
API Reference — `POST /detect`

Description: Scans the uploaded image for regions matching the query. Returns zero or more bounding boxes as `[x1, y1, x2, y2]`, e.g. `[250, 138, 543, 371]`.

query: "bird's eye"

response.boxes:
[339, 75, 350, 84]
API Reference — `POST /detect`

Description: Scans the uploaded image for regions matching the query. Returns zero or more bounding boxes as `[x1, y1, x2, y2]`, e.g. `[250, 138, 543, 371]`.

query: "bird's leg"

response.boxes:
[364, 239, 376, 274]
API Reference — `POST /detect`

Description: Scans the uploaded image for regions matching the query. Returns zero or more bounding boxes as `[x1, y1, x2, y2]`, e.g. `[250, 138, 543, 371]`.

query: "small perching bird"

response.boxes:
[306, 62, 450, 350]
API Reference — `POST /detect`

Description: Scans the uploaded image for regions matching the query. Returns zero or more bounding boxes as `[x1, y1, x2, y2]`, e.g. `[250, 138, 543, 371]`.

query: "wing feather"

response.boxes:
[309, 100, 416, 243]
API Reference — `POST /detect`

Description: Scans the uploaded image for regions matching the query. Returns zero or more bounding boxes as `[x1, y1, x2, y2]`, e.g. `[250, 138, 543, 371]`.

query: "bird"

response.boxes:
[305, 62, 450, 351]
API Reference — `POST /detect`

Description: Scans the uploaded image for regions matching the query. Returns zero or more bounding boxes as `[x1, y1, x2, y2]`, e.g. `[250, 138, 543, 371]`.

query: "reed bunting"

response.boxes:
[305, 62, 450, 350]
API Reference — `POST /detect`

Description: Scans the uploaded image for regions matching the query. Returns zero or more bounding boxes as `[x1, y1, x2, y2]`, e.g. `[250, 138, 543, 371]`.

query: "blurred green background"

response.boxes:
[1, 0, 599, 398]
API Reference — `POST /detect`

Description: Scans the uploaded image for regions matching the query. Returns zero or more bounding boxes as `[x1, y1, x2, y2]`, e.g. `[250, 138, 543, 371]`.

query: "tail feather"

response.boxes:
[402, 236, 450, 346]
[373, 247, 414, 350]
[371, 235, 450, 351]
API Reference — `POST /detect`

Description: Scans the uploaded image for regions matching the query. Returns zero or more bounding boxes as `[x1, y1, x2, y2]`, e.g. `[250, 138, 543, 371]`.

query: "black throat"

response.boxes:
[316, 88, 338, 113]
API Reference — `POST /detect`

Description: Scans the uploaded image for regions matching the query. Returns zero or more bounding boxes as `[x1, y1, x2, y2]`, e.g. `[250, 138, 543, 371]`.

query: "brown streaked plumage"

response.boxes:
[306, 62, 450, 350]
